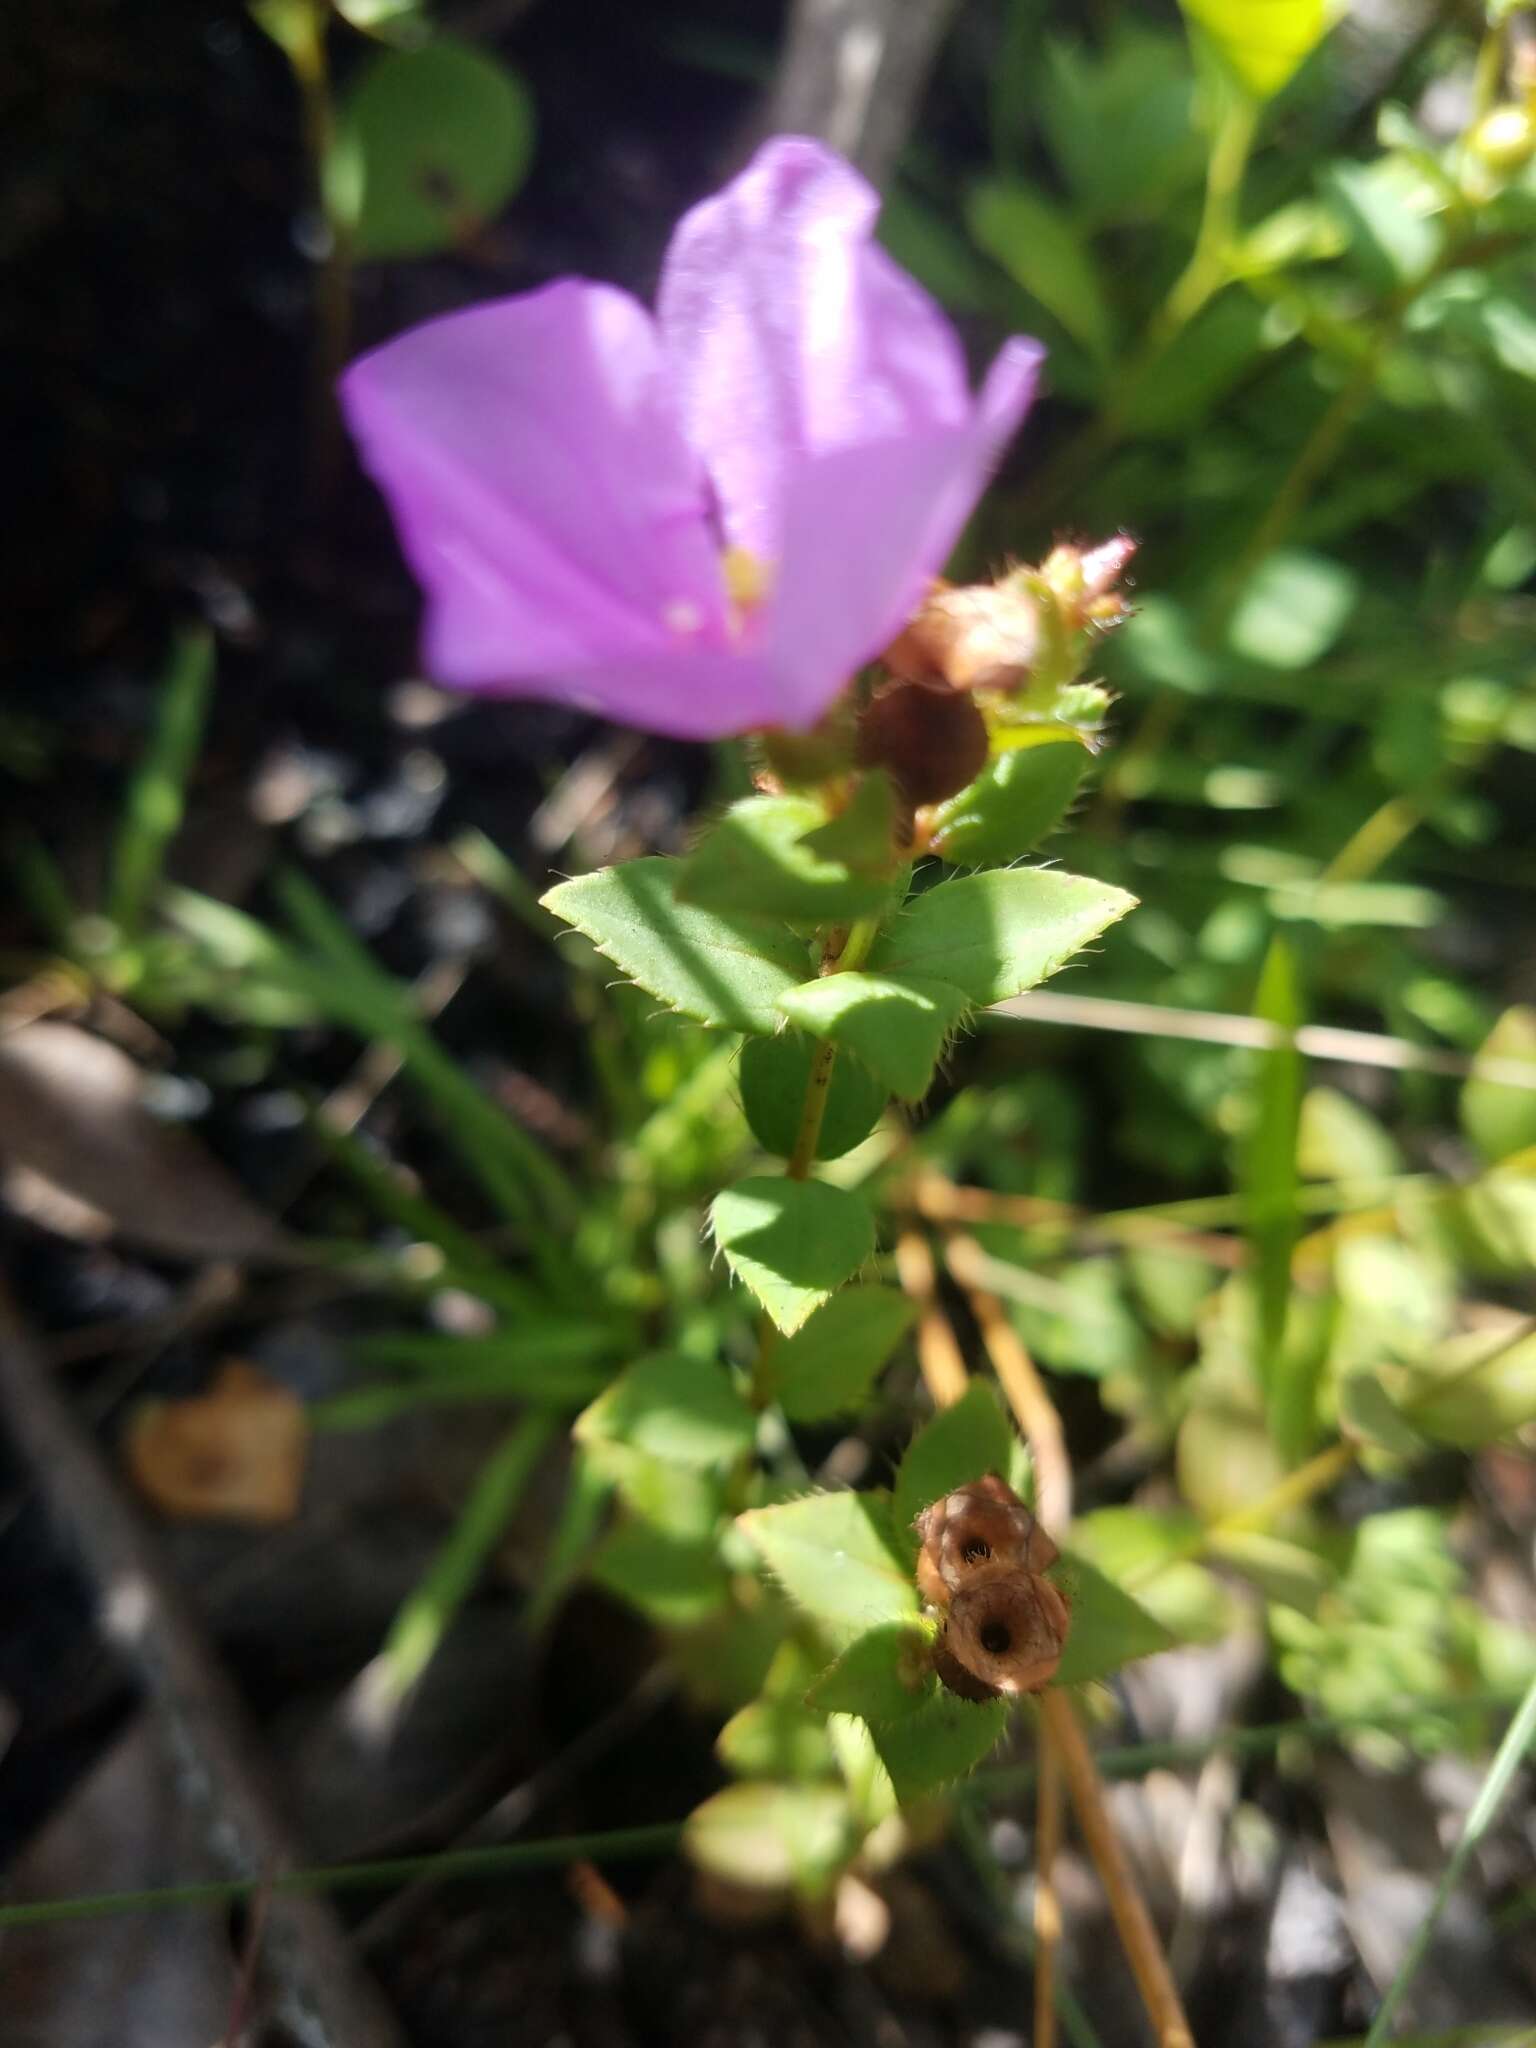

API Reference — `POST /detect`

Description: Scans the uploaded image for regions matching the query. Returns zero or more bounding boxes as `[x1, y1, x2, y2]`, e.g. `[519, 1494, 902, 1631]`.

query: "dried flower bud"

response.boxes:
[882, 580, 1041, 694]
[914, 1473, 1058, 1604]
[940, 1569, 1070, 1696]
[856, 678, 989, 810]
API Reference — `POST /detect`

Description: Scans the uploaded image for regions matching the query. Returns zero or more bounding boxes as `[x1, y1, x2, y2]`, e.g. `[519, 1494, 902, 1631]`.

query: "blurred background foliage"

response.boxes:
[4, 0, 1536, 2035]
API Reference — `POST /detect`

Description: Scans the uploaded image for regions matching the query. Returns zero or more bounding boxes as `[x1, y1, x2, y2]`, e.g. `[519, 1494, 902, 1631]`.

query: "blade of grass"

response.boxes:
[1245, 934, 1308, 1463]
[109, 629, 214, 942]
[274, 867, 580, 1239]
[302, 1106, 545, 1316]
[353, 1410, 558, 1728]
[1361, 1671, 1536, 2047]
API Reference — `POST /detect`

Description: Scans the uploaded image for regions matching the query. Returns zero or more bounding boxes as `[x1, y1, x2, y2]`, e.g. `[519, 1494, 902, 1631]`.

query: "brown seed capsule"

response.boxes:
[914, 1473, 1058, 1606]
[941, 1569, 1070, 1697]
[856, 679, 989, 810]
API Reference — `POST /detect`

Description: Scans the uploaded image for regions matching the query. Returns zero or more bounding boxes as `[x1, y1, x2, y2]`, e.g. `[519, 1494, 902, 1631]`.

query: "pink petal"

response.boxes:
[765, 337, 1045, 727]
[657, 137, 974, 561]
[339, 282, 730, 693]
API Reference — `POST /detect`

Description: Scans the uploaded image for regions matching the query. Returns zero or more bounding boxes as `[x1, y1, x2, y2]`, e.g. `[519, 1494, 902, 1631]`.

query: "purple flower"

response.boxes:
[340, 138, 1042, 741]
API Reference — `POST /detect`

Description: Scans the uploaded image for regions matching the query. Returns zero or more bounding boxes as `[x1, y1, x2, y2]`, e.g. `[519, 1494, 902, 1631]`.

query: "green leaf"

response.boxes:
[1298, 1085, 1404, 1181]
[893, 1382, 1016, 1543]
[366, 1412, 554, 1712]
[1179, 0, 1327, 99]
[805, 1620, 936, 1720]
[683, 1781, 854, 1894]
[967, 180, 1115, 360]
[1462, 1008, 1536, 1165]
[738, 1031, 886, 1162]
[336, 39, 535, 261]
[717, 1699, 837, 1780]
[1402, 1327, 1536, 1448]
[591, 1523, 730, 1626]
[1068, 1507, 1236, 1645]
[1053, 1555, 1177, 1687]
[1339, 1371, 1428, 1459]
[1244, 936, 1306, 1461]
[109, 630, 214, 943]
[766, 1287, 917, 1422]
[677, 795, 892, 924]
[805, 1622, 1013, 1803]
[712, 1176, 875, 1333]
[574, 1353, 754, 1469]
[928, 739, 1091, 866]
[777, 971, 971, 1101]
[1325, 160, 1441, 291]
[541, 858, 810, 1034]
[736, 1491, 919, 1642]
[871, 869, 1137, 1008]
[1227, 551, 1357, 669]
[866, 1690, 1014, 1804]
[798, 773, 900, 874]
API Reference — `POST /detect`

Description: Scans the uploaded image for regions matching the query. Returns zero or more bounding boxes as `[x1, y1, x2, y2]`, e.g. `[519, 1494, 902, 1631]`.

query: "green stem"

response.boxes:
[751, 911, 883, 1405]
[0, 1823, 683, 1932]
[1157, 92, 1260, 338]
[786, 1038, 839, 1180]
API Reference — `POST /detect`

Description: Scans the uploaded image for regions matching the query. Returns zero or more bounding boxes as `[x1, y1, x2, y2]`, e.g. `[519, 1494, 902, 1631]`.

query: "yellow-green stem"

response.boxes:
[787, 1038, 838, 1179]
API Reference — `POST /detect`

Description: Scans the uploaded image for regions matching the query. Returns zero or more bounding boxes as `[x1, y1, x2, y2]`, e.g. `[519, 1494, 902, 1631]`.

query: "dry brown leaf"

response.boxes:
[124, 1359, 308, 1523]
[0, 1021, 280, 1259]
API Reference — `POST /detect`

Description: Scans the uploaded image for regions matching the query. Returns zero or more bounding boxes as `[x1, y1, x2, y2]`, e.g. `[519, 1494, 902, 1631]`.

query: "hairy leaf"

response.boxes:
[542, 859, 810, 1034]
[871, 869, 1136, 1007]
[712, 1176, 875, 1332]
[777, 971, 971, 1101]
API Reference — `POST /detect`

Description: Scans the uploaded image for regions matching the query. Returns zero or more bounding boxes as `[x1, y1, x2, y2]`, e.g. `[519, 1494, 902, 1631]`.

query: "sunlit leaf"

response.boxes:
[1179, 0, 1328, 99]
[777, 970, 971, 1101]
[574, 1352, 754, 1469]
[683, 1781, 854, 1894]
[928, 738, 1091, 866]
[712, 1176, 875, 1332]
[871, 869, 1136, 1007]
[717, 1699, 837, 1780]
[542, 859, 810, 1034]
[736, 1491, 918, 1642]
[1462, 1008, 1536, 1165]
[678, 794, 893, 924]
